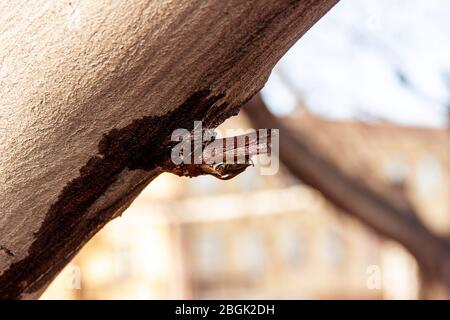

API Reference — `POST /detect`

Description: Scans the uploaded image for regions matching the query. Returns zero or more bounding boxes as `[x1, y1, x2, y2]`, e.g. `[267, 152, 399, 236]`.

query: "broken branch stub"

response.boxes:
[165, 129, 275, 180]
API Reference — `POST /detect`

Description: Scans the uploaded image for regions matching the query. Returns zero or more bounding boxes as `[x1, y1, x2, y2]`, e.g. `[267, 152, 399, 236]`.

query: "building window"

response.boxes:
[278, 227, 304, 269]
[320, 228, 344, 269]
[114, 244, 133, 280]
[194, 231, 223, 278]
[415, 155, 442, 196]
[384, 156, 409, 185]
[236, 231, 266, 277]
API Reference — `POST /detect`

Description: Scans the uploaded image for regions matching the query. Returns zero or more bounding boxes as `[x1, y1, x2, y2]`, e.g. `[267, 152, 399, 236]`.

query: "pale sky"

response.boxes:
[262, 0, 450, 127]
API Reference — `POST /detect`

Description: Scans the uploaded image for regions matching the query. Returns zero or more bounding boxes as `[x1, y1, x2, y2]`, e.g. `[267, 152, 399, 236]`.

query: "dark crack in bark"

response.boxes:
[0, 89, 231, 299]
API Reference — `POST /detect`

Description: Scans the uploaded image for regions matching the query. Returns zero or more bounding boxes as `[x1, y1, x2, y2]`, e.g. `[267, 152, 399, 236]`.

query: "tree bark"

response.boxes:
[244, 94, 450, 296]
[0, 0, 337, 299]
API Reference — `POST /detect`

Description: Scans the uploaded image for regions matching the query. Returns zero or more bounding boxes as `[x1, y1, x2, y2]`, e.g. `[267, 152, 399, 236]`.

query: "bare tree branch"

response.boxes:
[244, 94, 450, 294]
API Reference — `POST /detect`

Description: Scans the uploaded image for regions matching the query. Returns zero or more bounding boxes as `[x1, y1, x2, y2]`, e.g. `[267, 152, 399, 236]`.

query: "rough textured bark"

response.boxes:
[244, 95, 450, 296]
[0, 0, 337, 299]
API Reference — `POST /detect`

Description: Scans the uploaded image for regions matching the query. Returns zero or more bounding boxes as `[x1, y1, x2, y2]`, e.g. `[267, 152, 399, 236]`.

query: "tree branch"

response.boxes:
[244, 94, 450, 293]
[0, 0, 337, 299]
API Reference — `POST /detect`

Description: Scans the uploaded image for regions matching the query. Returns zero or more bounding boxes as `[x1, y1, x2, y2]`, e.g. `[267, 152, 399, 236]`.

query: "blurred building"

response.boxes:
[41, 113, 449, 300]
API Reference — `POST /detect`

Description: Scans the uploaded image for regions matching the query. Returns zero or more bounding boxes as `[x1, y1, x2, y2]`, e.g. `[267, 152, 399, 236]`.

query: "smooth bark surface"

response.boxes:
[0, 0, 337, 299]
